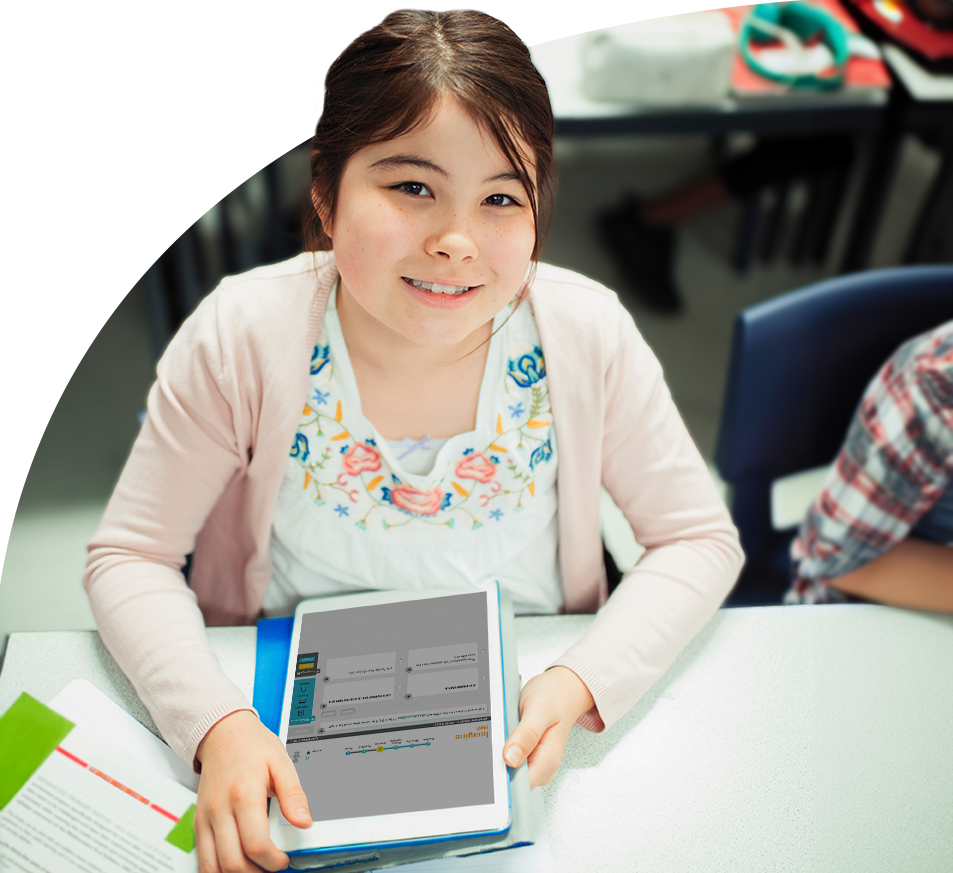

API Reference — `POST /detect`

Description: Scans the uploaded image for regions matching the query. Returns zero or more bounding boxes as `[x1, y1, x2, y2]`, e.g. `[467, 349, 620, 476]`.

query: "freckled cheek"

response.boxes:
[484, 222, 536, 278]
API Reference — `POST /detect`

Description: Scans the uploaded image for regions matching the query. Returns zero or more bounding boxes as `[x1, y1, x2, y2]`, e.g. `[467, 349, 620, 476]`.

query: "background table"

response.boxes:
[2, 606, 951, 872]
[153, 0, 887, 312]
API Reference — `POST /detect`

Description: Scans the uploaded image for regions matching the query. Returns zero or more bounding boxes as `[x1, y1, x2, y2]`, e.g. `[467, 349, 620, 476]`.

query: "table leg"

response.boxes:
[122, 149, 170, 358]
[903, 124, 953, 263]
[840, 108, 905, 273]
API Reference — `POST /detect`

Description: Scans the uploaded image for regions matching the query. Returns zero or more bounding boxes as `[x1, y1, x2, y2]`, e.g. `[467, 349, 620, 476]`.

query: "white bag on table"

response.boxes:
[582, 11, 735, 106]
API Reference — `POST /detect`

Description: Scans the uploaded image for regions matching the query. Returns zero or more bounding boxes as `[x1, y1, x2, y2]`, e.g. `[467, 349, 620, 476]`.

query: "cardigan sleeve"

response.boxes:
[84, 291, 256, 767]
[552, 303, 744, 732]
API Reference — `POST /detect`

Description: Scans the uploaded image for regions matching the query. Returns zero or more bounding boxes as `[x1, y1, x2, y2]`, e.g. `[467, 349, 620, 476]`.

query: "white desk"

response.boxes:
[2, 606, 951, 872]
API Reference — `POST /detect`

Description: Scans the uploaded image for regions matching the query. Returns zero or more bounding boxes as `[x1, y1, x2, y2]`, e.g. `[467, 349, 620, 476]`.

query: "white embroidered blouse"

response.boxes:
[266, 284, 562, 615]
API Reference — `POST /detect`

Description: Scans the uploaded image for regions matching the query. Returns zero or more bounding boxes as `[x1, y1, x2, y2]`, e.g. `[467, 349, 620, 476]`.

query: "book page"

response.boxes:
[0, 694, 197, 873]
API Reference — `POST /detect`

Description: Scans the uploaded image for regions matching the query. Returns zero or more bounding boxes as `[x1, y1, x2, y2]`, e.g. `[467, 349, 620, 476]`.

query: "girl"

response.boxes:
[85, 10, 744, 873]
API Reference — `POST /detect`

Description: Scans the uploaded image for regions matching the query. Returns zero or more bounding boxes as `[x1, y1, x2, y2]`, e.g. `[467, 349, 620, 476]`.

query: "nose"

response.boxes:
[425, 207, 478, 262]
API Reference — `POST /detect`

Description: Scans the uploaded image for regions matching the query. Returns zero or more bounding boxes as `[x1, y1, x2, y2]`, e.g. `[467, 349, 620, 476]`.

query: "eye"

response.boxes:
[484, 193, 520, 207]
[392, 181, 432, 197]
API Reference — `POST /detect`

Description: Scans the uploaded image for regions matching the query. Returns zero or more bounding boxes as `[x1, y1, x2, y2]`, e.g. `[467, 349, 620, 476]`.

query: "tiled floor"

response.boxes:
[0, 129, 947, 663]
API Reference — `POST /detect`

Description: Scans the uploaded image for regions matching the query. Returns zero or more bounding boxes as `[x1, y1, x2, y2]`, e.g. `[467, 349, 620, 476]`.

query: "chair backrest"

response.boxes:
[715, 265, 953, 599]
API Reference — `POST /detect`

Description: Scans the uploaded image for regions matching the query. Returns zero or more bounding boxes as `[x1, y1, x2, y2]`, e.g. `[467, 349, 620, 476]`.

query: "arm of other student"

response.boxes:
[829, 538, 953, 613]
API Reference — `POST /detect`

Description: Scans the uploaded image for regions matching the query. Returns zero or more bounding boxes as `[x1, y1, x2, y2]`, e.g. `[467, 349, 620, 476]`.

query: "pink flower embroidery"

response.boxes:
[342, 443, 382, 476]
[390, 484, 444, 515]
[455, 453, 497, 483]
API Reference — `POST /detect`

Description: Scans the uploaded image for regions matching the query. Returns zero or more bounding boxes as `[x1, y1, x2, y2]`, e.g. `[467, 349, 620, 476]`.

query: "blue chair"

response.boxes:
[715, 265, 953, 606]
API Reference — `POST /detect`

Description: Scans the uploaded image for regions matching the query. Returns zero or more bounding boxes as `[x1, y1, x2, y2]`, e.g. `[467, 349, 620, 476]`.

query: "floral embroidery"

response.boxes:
[455, 453, 497, 483]
[342, 443, 382, 476]
[290, 434, 309, 462]
[287, 305, 556, 533]
[529, 438, 553, 470]
[382, 484, 449, 516]
[507, 346, 545, 388]
[311, 343, 331, 376]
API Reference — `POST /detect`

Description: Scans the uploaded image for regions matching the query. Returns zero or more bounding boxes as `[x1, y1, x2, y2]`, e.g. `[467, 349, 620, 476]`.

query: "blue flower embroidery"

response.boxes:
[380, 487, 393, 505]
[310, 343, 330, 376]
[489, 509, 503, 521]
[508, 402, 525, 419]
[366, 438, 377, 447]
[462, 448, 474, 456]
[334, 504, 349, 518]
[340, 445, 349, 454]
[312, 388, 329, 406]
[441, 493, 452, 511]
[507, 346, 545, 388]
[529, 438, 552, 470]
[290, 433, 309, 462]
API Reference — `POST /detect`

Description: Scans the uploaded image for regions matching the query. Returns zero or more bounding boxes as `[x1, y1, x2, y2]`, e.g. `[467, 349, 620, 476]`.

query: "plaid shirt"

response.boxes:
[785, 321, 953, 605]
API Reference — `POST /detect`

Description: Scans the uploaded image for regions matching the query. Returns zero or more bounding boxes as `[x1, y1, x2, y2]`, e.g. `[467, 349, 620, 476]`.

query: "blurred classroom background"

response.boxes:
[2, 4, 951, 663]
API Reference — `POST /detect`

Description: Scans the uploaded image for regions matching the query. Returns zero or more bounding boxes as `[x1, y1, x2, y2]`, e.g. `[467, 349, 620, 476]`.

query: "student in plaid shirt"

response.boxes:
[785, 321, 953, 612]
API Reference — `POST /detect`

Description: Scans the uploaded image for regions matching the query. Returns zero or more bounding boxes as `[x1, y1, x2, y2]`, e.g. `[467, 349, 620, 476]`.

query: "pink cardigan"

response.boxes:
[85, 252, 743, 765]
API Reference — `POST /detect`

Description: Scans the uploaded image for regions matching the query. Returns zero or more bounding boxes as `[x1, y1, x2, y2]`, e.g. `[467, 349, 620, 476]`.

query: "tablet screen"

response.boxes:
[283, 591, 499, 824]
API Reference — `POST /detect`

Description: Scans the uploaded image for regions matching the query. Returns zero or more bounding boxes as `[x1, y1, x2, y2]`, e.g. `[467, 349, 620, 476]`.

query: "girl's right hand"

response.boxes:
[194, 710, 312, 873]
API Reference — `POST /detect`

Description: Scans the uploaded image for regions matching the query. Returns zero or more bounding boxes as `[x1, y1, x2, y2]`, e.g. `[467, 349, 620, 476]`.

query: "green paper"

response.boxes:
[0, 693, 74, 811]
[165, 803, 196, 853]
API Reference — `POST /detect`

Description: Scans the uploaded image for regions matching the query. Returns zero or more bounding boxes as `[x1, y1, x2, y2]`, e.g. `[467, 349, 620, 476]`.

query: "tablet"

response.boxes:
[270, 585, 512, 853]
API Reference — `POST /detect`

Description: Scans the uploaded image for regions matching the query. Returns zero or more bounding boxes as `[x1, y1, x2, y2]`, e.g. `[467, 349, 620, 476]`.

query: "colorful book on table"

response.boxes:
[0, 692, 197, 872]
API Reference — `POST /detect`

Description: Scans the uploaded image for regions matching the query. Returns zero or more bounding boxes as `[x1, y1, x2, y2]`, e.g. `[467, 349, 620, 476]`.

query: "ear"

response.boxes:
[311, 186, 333, 239]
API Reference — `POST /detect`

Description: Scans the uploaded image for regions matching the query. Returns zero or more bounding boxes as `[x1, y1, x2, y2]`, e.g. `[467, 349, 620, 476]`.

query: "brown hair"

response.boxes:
[304, 9, 556, 261]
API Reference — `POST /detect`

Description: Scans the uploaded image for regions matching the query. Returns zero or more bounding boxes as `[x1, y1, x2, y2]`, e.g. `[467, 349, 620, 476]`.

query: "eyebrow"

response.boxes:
[369, 154, 522, 186]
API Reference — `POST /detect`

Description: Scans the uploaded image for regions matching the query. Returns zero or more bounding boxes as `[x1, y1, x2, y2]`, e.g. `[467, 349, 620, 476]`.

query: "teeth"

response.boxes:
[408, 278, 470, 295]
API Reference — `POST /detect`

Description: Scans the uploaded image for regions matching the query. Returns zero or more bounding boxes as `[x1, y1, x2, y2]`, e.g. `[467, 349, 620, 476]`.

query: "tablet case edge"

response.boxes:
[253, 590, 533, 872]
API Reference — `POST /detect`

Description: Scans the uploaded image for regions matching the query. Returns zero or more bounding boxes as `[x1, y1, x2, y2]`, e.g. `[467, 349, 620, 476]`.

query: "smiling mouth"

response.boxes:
[403, 277, 475, 296]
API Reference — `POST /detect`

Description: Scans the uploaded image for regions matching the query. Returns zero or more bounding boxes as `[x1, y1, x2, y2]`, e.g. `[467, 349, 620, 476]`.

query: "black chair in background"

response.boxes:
[715, 264, 953, 605]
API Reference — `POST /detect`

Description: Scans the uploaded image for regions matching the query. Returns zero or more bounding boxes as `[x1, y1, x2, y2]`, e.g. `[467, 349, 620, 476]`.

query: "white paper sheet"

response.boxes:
[49, 679, 199, 792]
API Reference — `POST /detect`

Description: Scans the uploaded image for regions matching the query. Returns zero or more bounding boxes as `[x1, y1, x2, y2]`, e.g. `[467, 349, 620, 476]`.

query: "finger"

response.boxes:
[233, 794, 290, 873]
[503, 699, 557, 769]
[525, 723, 570, 789]
[207, 809, 260, 873]
[272, 755, 313, 828]
[195, 811, 222, 873]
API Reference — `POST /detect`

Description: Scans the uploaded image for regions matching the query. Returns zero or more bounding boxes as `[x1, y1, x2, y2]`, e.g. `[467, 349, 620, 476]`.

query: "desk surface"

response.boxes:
[2, 606, 951, 872]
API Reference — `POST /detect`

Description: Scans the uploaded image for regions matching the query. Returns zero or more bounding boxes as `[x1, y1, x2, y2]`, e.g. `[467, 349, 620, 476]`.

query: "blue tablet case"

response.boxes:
[253, 598, 533, 872]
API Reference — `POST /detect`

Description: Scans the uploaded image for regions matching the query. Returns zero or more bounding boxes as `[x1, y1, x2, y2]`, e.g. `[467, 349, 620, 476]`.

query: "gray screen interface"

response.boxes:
[285, 592, 495, 822]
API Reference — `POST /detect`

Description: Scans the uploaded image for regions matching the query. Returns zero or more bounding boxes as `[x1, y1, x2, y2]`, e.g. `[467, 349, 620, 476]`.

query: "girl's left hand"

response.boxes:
[502, 666, 595, 789]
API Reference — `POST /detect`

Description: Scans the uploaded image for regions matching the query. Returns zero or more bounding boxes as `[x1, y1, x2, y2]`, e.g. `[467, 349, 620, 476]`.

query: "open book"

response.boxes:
[0, 692, 197, 872]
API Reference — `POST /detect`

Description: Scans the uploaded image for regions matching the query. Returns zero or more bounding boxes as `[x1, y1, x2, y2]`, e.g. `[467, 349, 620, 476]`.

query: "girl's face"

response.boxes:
[320, 95, 537, 355]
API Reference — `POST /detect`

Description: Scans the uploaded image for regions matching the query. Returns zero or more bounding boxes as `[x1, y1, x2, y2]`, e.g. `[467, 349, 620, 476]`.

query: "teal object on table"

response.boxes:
[740, 2, 849, 91]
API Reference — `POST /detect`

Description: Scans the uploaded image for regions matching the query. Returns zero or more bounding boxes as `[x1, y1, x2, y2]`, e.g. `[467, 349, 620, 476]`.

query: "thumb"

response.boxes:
[503, 705, 551, 769]
[273, 755, 313, 829]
